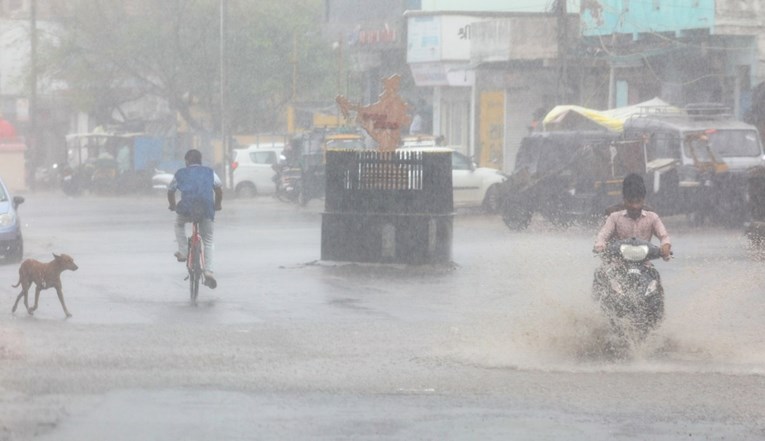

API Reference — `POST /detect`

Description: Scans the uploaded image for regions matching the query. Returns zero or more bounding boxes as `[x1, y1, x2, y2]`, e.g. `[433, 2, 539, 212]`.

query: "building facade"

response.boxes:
[406, 5, 579, 170]
[581, 0, 765, 119]
[324, 0, 420, 107]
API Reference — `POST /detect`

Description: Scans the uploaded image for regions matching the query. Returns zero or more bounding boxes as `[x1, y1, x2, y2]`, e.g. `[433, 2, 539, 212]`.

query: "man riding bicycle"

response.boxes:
[167, 149, 223, 288]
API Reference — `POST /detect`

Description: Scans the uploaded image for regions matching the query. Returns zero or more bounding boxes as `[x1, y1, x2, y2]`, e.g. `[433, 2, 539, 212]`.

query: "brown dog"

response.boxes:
[11, 253, 79, 318]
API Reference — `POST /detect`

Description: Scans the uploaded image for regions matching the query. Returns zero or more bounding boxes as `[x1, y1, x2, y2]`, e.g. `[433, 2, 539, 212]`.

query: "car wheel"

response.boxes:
[236, 183, 257, 198]
[482, 184, 501, 213]
[7, 239, 23, 263]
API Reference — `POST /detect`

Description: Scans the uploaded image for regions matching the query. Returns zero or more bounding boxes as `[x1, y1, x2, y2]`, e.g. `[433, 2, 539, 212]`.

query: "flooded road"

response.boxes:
[1, 193, 763, 440]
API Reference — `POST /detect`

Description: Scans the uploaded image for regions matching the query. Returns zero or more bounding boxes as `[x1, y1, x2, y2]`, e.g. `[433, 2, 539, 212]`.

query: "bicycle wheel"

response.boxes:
[188, 240, 202, 303]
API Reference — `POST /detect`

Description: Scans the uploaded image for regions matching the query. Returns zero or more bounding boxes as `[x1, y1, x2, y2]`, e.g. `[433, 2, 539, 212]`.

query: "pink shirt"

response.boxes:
[595, 210, 671, 249]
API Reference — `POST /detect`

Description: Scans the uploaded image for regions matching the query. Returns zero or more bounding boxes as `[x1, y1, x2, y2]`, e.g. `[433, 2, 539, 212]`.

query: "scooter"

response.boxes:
[57, 163, 82, 196]
[592, 237, 666, 343]
[274, 165, 302, 203]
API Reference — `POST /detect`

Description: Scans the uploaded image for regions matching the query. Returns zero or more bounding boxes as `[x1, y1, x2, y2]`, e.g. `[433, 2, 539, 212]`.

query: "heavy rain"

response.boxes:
[1, 1, 765, 440]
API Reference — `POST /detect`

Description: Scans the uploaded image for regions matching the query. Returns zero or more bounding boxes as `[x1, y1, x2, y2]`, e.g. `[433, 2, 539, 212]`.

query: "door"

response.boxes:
[451, 151, 482, 206]
[247, 149, 280, 193]
[479, 90, 505, 169]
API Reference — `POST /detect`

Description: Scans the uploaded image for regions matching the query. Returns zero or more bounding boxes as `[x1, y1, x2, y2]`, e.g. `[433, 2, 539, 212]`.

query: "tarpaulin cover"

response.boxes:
[542, 98, 680, 132]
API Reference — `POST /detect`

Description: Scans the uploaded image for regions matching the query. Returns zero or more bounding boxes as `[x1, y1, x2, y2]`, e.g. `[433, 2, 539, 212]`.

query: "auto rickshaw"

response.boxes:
[290, 128, 367, 204]
[623, 108, 753, 226]
[64, 131, 165, 195]
[499, 130, 622, 229]
[499, 127, 737, 230]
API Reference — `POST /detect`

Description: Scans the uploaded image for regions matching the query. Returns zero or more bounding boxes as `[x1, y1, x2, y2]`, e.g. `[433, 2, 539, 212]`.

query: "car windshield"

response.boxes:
[452, 151, 472, 170]
[684, 137, 716, 162]
[708, 129, 762, 157]
[248, 150, 278, 165]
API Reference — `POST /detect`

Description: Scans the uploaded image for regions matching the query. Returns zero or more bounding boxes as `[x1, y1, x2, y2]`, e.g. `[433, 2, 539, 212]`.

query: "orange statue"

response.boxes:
[336, 74, 412, 152]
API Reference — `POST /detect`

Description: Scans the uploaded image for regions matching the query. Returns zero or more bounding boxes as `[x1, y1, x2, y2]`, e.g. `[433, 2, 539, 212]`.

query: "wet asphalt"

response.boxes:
[0, 191, 764, 440]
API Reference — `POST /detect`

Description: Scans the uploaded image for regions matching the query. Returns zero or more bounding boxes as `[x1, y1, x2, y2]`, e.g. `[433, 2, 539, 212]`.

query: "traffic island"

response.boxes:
[321, 149, 453, 265]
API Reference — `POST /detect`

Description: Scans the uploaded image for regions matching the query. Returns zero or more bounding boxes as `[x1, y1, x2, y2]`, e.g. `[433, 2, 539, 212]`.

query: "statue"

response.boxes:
[336, 74, 412, 152]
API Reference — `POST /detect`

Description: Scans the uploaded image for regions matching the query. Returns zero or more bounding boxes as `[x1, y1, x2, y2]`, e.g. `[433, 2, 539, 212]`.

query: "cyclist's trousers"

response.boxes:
[175, 214, 215, 273]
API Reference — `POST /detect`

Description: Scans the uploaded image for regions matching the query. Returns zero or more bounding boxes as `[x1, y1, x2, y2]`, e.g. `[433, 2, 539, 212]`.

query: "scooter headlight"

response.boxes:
[620, 244, 649, 261]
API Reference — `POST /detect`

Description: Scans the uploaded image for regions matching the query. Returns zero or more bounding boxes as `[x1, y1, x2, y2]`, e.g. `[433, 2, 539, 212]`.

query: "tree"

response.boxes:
[41, 0, 334, 134]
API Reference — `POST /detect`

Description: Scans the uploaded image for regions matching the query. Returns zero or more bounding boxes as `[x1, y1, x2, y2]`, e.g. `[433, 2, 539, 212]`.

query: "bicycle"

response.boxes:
[185, 218, 206, 303]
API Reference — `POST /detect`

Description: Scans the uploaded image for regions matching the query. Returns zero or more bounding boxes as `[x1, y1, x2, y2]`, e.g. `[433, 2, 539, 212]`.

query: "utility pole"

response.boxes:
[292, 31, 298, 102]
[334, 34, 343, 125]
[555, 0, 568, 104]
[29, 0, 38, 190]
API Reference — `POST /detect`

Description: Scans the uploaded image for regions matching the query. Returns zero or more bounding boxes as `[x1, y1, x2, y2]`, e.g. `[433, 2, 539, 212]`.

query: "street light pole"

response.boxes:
[220, 0, 230, 189]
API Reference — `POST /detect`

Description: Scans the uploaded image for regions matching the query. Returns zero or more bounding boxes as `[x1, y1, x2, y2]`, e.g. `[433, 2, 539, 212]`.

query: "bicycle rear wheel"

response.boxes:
[188, 239, 202, 303]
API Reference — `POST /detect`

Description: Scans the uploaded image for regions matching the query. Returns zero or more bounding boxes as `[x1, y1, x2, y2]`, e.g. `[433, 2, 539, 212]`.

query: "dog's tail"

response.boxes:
[11, 275, 21, 288]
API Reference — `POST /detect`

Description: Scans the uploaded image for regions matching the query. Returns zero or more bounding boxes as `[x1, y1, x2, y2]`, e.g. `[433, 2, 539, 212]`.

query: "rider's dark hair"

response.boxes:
[185, 149, 202, 165]
[622, 173, 646, 200]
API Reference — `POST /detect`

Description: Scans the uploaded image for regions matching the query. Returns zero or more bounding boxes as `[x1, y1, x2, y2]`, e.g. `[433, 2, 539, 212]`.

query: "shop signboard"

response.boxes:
[409, 62, 475, 87]
[407, 14, 487, 63]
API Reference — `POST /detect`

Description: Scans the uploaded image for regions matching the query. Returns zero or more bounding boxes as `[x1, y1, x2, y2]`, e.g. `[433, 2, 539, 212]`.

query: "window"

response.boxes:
[647, 133, 681, 161]
[708, 130, 762, 158]
[250, 151, 277, 165]
[452, 152, 472, 170]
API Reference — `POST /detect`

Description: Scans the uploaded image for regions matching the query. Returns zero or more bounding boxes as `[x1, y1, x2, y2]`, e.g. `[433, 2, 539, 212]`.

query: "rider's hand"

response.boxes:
[661, 243, 672, 261]
[168, 204, 176, 211]
[593, 244, 605, 253]
[215, 204, 222, 211]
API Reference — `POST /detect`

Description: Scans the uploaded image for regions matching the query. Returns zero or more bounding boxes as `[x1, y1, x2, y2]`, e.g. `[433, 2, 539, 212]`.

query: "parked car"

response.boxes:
[151, 160, 185, 192]
[231, 144, 285, 197]
[398, 146, 506, 212]
[0, 176, 24, 263]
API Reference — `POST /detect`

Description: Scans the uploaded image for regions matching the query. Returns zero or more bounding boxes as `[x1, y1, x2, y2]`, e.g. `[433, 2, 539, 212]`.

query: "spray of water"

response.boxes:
[441, 248, 765, 375]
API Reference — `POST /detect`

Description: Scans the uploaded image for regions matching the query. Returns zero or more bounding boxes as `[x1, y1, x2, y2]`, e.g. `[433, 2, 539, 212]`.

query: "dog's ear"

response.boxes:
[53, 253, 60, 259]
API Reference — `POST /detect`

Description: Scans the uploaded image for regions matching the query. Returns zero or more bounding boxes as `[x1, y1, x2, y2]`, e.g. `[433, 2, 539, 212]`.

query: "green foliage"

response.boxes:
[41, 0, 334, 133]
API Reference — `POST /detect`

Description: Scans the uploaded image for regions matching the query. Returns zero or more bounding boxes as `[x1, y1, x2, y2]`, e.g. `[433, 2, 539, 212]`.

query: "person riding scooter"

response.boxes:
[593, 174, 672, 298]
[592, 174, 673, 338]
[594, 173, 672, 258]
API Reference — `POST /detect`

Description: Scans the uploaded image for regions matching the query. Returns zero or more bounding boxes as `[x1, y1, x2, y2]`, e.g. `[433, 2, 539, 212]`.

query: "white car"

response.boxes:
[398, 146, 506, 212]
[151, 160, 185, 192]
[231, 144, 284, 197]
